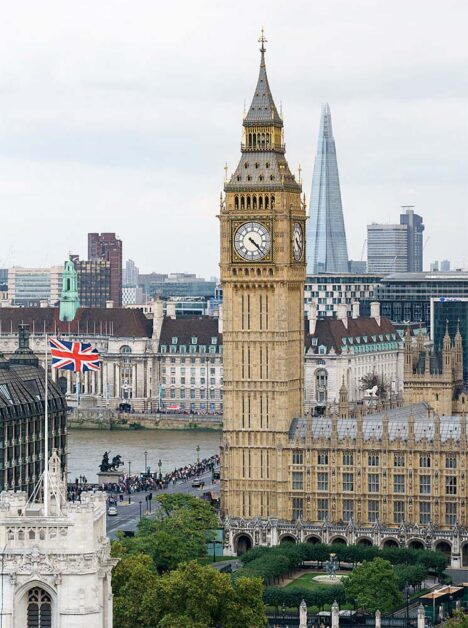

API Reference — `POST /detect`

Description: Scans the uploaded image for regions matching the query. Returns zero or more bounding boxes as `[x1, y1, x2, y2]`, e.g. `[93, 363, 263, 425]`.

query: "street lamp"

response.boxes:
[138, 500, 142, 520]
[144, 450, 148, 474]
[196, 444, 200, 464]
[158, 459, 162, 480]
[128, 460, 132, 477]
[405, 582, 410, 622]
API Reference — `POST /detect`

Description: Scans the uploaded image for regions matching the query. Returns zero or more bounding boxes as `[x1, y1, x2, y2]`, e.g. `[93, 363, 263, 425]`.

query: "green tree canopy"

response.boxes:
[344, 557, 402, 613]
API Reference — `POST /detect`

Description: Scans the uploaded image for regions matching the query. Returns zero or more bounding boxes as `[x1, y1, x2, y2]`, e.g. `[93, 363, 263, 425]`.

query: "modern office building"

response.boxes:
[367, 223, 409, 273]
[70, 256, 111, 308]
[7, 266, 62, 306]
[307, 103, 349, 274]
[432, 297, 468, 383]
[138, 273, 216, 300]
[362, 271, 468, 329]
[400, 207, 424, 272]
[367, 208, 424, 274]
[441, 260, 451, 272]
[88, 232, 123, 307]
[304, 273, 383, 318]
[0, 324, 67, 494]
[123, 258, 139, 287]
[0, 269, 7, 291]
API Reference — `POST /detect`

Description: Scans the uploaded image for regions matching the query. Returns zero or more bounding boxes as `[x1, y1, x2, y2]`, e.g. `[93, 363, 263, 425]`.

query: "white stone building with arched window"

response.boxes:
[0, 451, 117, 627]
[304, 302, 404, 414]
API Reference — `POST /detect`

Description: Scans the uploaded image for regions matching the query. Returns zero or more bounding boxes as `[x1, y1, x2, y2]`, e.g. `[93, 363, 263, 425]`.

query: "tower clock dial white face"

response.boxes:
[292, 222, 304, 261]
[234, 222, 271, 261]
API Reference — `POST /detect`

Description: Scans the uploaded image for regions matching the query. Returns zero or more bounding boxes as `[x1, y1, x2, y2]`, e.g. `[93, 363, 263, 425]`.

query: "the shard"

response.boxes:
[306, 103, 349, 273]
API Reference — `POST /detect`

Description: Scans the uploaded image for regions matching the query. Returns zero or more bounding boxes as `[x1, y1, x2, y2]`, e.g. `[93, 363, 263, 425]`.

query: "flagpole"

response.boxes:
[44, 335, 49, 517]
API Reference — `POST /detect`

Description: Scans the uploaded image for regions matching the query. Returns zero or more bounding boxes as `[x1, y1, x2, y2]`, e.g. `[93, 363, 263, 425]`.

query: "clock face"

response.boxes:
[234, 222, 271, 261]
[292, 222, 304, 261]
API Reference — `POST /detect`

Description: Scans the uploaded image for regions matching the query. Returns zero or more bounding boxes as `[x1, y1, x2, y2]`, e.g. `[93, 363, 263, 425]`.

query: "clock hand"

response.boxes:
[248, 237, 261, 252]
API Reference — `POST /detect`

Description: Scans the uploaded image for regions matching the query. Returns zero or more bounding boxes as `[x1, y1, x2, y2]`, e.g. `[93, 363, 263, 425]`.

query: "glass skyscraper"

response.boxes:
[306, 103, 349, 274]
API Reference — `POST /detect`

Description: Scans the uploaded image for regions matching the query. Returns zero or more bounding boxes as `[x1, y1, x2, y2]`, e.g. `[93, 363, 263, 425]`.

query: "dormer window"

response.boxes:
[191, 336, 197, 345]
[259, 175, 264, 181]
[211, 337, 218, 345]
[270, 175, 275, 181]
[244, 163, 249, 169]
[265, 162, 270, 168]
[237, 175, 241, 181]
[247, 175, 252, 181]
[171, 337, 178, 344]
[255, 162, 259, 169]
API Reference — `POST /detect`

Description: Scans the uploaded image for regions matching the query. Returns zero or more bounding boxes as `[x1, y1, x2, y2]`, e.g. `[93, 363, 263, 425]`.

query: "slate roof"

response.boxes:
[244, 49, 282, 127]
[305, 316, 398, 354]
[0, 308, 153, 338]
[289, 403, 465, 443]
[159, 317, 222, 350]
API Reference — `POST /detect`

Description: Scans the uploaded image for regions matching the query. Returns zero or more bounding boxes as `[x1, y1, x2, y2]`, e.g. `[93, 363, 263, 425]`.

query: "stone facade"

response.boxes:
[304, 301, 404, 414]
[224, 403, 468, 567]
[0, 451, 117, 627]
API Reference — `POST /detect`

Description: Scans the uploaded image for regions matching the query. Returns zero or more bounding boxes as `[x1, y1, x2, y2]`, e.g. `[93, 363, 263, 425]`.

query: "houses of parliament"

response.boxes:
[220, 35, 468, 567]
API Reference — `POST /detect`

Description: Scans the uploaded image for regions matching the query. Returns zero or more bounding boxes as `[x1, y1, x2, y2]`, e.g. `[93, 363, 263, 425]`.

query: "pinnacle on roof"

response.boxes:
[244, 30, 283, 127]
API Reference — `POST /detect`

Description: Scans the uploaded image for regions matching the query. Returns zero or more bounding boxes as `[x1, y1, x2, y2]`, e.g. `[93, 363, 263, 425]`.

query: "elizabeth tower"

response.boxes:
[220, 35, 306, 520]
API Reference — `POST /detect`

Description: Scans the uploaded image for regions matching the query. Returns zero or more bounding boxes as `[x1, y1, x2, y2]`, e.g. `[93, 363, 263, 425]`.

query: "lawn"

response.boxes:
[284, 572, 346, 591]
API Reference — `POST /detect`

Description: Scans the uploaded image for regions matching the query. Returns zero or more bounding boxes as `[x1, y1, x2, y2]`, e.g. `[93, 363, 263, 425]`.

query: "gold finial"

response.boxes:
[224, 163, 228, 183]
[258, 27, 267, 53]
[298, 164, 302, 183]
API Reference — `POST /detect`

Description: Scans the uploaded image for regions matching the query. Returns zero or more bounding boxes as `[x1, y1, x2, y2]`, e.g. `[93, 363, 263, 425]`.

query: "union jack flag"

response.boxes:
[49, 337, 101, 372]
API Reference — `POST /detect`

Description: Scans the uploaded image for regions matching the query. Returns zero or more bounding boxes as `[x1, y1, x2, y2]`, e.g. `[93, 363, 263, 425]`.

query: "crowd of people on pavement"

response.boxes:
[67, 454, 220, 503]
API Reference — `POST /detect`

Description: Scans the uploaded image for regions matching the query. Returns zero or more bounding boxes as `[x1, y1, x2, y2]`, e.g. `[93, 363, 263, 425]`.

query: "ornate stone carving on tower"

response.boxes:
[219, 33, 306, 520]
[0, 451, 117, 627]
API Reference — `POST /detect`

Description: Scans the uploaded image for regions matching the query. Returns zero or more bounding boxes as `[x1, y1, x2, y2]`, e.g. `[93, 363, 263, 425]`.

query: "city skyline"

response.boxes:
[1, 1, 468, 276]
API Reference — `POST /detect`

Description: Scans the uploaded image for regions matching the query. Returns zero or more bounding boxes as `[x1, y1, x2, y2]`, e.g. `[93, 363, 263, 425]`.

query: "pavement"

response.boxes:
[106, 467, 219, 539]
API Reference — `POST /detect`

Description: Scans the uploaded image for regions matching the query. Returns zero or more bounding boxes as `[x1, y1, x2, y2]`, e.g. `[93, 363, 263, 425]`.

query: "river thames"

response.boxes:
[67, 429, 222, 482]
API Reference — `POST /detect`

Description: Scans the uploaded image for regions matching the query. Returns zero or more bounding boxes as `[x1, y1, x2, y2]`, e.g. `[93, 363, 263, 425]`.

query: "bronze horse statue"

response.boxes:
[99, 451, 124, 472]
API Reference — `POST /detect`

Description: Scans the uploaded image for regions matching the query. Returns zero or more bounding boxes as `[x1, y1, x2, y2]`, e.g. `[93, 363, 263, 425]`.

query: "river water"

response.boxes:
[67, 429, 222, 482]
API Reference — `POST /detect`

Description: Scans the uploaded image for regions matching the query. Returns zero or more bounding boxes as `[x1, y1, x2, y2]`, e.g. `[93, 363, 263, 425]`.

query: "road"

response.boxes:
[106, 467, 219, 539]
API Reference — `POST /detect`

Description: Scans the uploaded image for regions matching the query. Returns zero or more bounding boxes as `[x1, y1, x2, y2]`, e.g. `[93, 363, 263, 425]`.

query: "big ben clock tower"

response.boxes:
[220, 33, 306, 522]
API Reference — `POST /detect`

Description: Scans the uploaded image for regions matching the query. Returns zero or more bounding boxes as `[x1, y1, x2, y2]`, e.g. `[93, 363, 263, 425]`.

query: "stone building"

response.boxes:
[220, 37, 468, 567]
[158, 314, 223, 413]
[0, 307, 158, 412]
[0, 451, 116, 627]
[403, 324, 467, 416]
[0, 325, 67, 494]
[304, 301, 403, 414]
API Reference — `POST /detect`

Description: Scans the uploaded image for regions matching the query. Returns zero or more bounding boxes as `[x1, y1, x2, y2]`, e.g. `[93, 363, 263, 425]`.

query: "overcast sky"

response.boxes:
[1, 0, 467, 276]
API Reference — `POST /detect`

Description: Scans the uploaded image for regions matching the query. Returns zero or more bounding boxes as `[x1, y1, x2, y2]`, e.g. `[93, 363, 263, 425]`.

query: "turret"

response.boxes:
[339, 375, 349, 418]
[454, 320, 464, 381]
[404, 328, 413, 377]
[442, 320, 452, 375]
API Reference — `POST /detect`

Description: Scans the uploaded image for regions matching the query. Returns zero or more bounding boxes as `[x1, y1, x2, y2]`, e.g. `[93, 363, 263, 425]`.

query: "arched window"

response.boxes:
[240, 196, 245, 210]
[247, 196, 251, 210]
[235, 195, 239, 210]
[252, 133, 256, 148]
[252, 196, 257, 210]
[259, 196, 263, 210]
[27, 587, 51, 628]
[271, 195, 275, 209]
[66, 278, 71, 291]
[120, 345, 132, 354]
[265, 197, 269, 209]
[316, 369, 328, 404]
[248, 133, 252, 147]
[261, 133, 265, 148]
[266, 133, 270, 146]
[58, 376, 67, 395]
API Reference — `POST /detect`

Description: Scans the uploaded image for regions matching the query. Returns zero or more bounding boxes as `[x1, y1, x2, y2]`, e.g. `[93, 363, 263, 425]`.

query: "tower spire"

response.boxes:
[258, 27, 267, 54]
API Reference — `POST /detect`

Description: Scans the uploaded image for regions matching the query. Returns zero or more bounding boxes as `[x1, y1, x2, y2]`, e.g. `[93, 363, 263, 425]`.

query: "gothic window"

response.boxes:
[244, 162, 249, 169]
[255, 162, 259, 168]
[342, 451, 354, 466]
[393, 500, 405, 524]
[240, 196, 245, 210]
[292, 497, 304, 520]
[259, 196, 263, 209]
[27, 587, 51, 628]
[394, 453, 405, 467]
[446, 455, 457, 469]
[420, 501, 431, 524]
[420, 455, 431, 468]
[265, 196, 269, 209]
[266, 133, 270, 146]
[317, 498, 328, 521]
[368, 453, 379, 466]
[343, 499, 354, 522]
[247, 195, 251, 209]
[265, 162, 270, 168]
[445, 502, 457, 525]
[446, 476, 457, 495]
[235, 195, 239, 209]
[342, 473, 354, 492]
[317, 451, 328, 465]
[393, 474, 405, 494]
[292, 451, 303, 465]
[292, 472, 303, 490]
[315, 369, 328, 403]
[317, 472, 329, 491]
[252, 196, 257, 209]
[248, 133, 252, 147]
[271, 195, 275, 209]
[419, 475, 431, 494]
[368, 500, 379, 522]
[368, 473, 380, 493]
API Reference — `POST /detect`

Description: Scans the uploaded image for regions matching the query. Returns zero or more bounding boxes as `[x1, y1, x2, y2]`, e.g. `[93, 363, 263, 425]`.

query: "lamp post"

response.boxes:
[144, 450, 148, 474]
[139, 500, 142, 520]
[158, 459, 162, 481]
[128, 460, 132, 477]
[196, 444, 200, 464]
[405, 582, 410, 622]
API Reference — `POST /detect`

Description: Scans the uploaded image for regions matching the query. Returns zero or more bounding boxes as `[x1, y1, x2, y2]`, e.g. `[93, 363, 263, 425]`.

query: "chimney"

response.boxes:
[218, 303, 223, 334]
[337, 303, 348, 329]
[306, 301, 317, 335]
[166, 301, 176, 320]
[152, 299, 164, 339]
[106, 300, 114, 309]
[371, 301, 381, 326]
[352, 301, 360, 319]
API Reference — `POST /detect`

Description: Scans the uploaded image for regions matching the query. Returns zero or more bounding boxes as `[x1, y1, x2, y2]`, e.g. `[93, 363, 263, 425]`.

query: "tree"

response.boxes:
[145, 561, 266, 627]
[117, 493, 219, 572]
[111, 548, 159, 628]
[360, 372, 388, 399]
[344, 558, 402, 613]
[444, 611, 468, 628]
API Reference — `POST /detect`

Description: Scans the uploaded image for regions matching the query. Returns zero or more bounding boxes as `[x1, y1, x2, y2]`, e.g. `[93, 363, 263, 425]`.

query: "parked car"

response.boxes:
[191, 478, 204, 488]
[107, 505, 118, 516]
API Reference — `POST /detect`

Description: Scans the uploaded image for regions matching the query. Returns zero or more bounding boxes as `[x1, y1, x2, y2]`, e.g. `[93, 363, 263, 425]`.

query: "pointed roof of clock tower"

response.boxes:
[243, 30, 282, 127]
